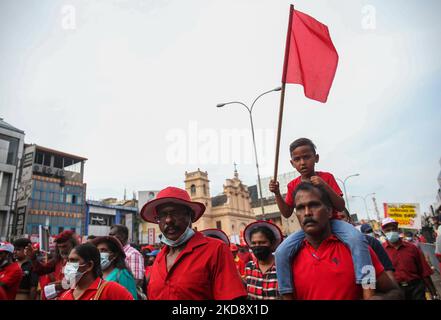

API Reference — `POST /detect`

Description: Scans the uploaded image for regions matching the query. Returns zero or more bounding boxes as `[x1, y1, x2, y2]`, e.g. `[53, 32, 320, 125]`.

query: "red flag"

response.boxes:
[282, 5, 338, 103]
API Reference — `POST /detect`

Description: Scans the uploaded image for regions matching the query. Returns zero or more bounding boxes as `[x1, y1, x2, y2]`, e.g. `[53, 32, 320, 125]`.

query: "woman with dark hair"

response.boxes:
[91, 236, 137, 299]
[243, 221, 283, 300]
[59, 243, 133, 300]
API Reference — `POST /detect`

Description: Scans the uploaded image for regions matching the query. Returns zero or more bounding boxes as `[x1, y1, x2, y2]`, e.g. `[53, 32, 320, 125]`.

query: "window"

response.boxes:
[35, 151, 44, 165]
[190, 184, 196, 195]
[72, 195, 77, 204]
[54, 156, 63, 169]
[58, 226, 64, 234]
[203, 184, 207, 196]
[216, 221, 222, 229]
[43, 153, 51, 166]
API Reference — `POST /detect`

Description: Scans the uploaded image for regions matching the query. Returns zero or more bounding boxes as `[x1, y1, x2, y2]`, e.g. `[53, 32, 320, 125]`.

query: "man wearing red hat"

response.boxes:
[25, 230, 79, 299]
[140, 186, 247, 300]
[0, 242, 23, 300]
[230, 244, 245, 279]
[381, 217, 439, 300]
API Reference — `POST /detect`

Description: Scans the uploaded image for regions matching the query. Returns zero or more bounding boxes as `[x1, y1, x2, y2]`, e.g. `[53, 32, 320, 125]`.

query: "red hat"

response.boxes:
[244, 220, 283, 248]
[54, 230, 75, 243]
[141, 245, 154, 252]
[229, 244, 238, 252]
[201, 229, 230, 246]
[140, 187, 205, 223]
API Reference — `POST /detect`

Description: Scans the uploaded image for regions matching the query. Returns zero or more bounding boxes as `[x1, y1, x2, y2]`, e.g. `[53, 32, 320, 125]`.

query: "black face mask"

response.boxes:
[251, 246, 272, 260]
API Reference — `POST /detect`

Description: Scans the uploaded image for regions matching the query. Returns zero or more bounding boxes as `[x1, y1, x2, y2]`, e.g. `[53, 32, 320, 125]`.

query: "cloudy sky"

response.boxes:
[1, 0, 440, 220]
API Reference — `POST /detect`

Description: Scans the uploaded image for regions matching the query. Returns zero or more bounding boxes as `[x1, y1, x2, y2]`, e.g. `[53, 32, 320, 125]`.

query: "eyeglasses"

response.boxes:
[154, 209, 189, 222]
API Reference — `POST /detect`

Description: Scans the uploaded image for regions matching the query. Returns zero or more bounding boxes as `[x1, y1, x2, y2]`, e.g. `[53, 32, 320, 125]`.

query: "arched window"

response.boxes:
[190, 184, 196, 195]
[203, 184, 207, 196]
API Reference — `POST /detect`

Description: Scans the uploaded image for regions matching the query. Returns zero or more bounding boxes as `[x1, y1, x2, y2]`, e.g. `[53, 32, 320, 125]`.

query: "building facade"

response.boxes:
[0, 118, 25, 241]
[137, 190, 160, 244]
[186, 169, 256, 244]
[11, 144, 87, 238]
[86, 200, 137, 242]
[249, 171, 302, 236]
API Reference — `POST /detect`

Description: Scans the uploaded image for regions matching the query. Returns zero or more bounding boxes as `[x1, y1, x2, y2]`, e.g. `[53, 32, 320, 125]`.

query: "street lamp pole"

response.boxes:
[336, 174, 360, 213]
[352, 193, 376, 221]
[217, 87, 281, 220]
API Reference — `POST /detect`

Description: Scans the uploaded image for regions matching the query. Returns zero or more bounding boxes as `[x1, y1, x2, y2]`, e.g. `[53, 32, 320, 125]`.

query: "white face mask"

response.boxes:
[100, 252, 112, 270]
[62, 262, 86, 289]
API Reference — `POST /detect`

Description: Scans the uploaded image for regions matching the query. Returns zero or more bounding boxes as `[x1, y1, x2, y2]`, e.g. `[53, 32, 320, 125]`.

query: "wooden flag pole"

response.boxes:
[273, 83, 286, 180]
[274, 4, 294, 181]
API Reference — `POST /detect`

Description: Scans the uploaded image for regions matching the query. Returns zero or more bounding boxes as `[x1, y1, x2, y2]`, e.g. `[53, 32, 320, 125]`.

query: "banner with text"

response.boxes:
[383, 203, 421, 229]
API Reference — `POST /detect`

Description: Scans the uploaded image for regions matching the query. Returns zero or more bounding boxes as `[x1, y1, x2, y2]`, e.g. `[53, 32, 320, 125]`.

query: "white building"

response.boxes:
[0, 118, 25, 240]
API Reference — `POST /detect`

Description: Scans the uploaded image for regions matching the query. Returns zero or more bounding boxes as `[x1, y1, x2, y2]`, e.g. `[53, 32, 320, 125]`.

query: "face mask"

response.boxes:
[63, 262, 86, 289]
[160, 220, 195, 248]
[100, 252, 112, 270]
[251, 246, 272, 261]
[385, 231, 400, 243]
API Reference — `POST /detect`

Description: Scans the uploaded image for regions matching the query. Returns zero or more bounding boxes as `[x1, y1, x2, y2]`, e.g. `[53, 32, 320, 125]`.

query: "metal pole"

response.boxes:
[248, 111, 265, 218]
[363, 197, 370, 221]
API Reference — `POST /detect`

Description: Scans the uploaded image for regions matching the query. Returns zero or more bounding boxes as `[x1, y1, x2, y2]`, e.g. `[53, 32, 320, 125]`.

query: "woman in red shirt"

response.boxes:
[59, 243, 133, 300]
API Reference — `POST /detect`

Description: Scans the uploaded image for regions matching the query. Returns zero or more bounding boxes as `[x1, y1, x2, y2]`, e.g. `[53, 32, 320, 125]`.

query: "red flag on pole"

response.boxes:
[282, 5, 338, 103]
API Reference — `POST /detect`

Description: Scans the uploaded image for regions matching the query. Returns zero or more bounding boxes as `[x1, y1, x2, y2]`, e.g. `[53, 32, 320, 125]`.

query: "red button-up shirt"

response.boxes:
[148, 231, 247, 300]
[383, 240, 433, 283]
[292, 235, 384, 300]
[59, 277, 134, 300]
[0, 262, 23, 300]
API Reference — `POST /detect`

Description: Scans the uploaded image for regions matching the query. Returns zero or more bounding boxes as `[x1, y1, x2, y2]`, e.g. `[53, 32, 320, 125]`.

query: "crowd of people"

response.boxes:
[1, 138, 440, 300]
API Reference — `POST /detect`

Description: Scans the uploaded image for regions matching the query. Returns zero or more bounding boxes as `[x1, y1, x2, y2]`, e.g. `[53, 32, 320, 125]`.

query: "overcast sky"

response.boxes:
[1, 0, 440, 220]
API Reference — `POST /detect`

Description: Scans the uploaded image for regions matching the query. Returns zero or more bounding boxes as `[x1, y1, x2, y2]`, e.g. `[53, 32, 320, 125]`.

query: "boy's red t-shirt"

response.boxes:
[285, 171, 343, 218]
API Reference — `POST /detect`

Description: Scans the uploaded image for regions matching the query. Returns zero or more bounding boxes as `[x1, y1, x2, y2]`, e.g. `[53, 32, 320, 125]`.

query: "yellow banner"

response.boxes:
[383, 203, 421, 229]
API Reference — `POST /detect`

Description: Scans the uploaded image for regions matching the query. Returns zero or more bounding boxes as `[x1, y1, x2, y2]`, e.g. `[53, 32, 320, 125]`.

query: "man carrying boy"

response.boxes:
[269, 138, 374, 299]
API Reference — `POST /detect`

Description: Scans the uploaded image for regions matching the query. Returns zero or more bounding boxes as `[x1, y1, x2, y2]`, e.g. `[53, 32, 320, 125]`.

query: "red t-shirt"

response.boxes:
[0, 262, 23, 300]
[234, 256, 246, 277]
[383, 240, 433, 283]
[148, 231, 247, 300]
[59, 277, 134, 300]
[285, 171, 343, 217]
[292, 235, 384, 300]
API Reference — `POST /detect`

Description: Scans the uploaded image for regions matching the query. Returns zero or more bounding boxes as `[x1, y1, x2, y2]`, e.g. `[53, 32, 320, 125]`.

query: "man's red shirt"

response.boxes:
[0, 262, 23, 300]
[59, 277, 134, 300]
[233, 256, 245, 277]
[383, 240, 433, 283]
[148, 231, 247, 300]
[292, 235, 384, 300]
[285, 171, 343, 217]
[238, 251, 253, 264]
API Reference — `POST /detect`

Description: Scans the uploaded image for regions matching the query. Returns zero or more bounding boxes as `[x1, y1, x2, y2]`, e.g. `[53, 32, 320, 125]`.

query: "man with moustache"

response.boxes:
[140, 186, 247, 300]
[289, 182, 403, 300]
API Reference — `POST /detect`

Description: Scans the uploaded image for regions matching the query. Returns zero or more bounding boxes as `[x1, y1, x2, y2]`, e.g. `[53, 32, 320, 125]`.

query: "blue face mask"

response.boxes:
[160, 221, 195, 247]
[386, 231, 400, 243]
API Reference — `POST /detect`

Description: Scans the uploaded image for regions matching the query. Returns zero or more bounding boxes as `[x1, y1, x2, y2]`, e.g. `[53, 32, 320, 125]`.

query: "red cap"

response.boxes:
[54, 230, 75, 243]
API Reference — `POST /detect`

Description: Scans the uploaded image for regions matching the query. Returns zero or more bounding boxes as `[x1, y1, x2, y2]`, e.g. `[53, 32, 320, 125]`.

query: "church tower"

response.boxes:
[184, 169, 212, 230]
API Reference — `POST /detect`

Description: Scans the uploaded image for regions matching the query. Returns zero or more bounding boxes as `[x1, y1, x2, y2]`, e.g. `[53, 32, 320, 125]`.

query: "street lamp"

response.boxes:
[336, 174, 360, 213]
[217, 86, 281, 220]
[352, 193, 376, 221]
